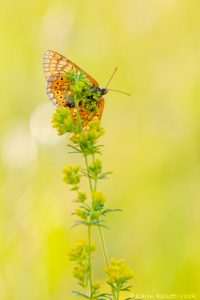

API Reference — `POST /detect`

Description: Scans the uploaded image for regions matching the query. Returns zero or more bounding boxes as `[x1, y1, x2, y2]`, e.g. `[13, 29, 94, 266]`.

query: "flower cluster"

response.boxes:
[63, 165, 82, 190]
[69, 240, 96, 288]
[65, 69, 101, 114]
[105, 258, 133, 293]
[52, 106, 78, 135]
[70, 120, 105, 155]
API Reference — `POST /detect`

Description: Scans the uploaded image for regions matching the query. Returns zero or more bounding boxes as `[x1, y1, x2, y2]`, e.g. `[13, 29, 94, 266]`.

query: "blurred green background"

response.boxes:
[0, 0, 200, 299]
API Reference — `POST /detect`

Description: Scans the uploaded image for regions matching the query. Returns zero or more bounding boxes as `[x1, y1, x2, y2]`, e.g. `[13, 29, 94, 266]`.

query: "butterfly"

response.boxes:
[43, 50, 108, 127]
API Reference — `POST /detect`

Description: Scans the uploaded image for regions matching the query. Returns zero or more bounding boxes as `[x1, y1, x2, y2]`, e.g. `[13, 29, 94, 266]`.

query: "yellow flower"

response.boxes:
[92, 191, 106, 209]
[68, 240, 96, 288]
[63, 165, 81, 186]
[105, 258, 133, 290]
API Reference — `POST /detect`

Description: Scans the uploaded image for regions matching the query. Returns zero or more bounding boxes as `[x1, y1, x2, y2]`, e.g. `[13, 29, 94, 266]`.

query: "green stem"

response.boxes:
[111, 289, 117, 300]
[94, 177, 97, 191]
[74, 75, 82, 133]
[84, 155, 93, 193]
[84, 156, 94, 299]
[117, 290, 119, 300]
[91, 156, 109, 268]
[90, 157, 114, 299]
[98, 224, 109, 267]
[88, 224, 93, 299]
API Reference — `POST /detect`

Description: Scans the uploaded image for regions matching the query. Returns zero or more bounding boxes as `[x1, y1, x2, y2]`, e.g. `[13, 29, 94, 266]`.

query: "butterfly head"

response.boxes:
[100, 88, 108, 95]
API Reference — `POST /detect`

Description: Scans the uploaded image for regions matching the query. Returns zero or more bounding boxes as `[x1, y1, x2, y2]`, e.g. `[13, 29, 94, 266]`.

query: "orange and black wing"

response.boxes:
[43, 50, 104, 126]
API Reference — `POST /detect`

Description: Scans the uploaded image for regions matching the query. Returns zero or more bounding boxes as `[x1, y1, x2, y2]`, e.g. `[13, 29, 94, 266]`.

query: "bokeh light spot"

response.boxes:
[30, 103, 63, 145]
[1, 124, 37, 169]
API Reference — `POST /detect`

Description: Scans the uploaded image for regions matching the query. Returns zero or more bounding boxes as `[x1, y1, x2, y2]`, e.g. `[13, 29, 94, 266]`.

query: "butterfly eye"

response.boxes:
[61, 78, 63, 80]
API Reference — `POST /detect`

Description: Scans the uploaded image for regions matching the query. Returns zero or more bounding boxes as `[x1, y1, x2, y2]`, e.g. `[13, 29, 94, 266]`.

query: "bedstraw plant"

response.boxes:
[51, 70, 134, 300]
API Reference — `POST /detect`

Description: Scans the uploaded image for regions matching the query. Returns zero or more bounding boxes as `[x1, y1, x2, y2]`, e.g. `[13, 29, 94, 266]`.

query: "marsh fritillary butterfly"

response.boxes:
[43, 50, 107, 127]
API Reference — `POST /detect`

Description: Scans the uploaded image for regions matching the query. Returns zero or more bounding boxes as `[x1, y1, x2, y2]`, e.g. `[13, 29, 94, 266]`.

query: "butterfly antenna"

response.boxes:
[109, 89, 132, 96]
[105, 67, 118, 88]
[105, 67, 131, 95]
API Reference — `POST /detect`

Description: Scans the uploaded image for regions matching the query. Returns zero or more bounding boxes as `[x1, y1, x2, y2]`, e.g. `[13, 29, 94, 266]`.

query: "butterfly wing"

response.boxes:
[43, 50, 104, 126]
[43, 50, 99, 106]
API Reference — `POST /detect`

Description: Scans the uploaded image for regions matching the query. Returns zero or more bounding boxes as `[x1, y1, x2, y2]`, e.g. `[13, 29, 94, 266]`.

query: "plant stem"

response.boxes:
[117, 290, 119, 300]
[74, 75, 82, 133]
[98, 224, 109, 267]
[90, 158, 115, 300]
[88, 223, 93, 299]
[84, 155, 93, 193]
[91, 156, 109, 268]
